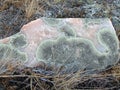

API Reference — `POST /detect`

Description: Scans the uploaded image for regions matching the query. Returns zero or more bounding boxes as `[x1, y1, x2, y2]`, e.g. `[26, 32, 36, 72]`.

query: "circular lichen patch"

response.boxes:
[36, 37, 103, 71]
[0, 44, 27, 62]
[59, 25, 76, 37]
[36, 29, 119, 73]
[10, 34, 27, 48]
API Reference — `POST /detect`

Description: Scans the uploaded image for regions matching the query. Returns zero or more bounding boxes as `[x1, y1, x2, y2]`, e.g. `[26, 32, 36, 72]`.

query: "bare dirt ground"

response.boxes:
[0, 0, 120, 90]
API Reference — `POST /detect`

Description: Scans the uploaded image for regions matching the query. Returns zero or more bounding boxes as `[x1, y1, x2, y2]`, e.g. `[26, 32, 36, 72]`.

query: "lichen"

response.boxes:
[97, 29, 119, 66]
[98, 29, 119, 53]
[10, 34, 27, 48]
[36, 37, 101, 70]
[36, 29, 119, 72]
[0, 44, 27, 61]
[59, 25, 76, 37]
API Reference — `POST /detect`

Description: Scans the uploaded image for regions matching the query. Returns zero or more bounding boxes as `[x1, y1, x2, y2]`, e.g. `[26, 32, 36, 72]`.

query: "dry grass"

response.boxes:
[0, 0, 24, 11]
[0, 0, 120, 89]
[0, 63, 120, 90]
[0, 0, 66, 19]
[25, 0, 38, 18]
[0, 0, 37, 18]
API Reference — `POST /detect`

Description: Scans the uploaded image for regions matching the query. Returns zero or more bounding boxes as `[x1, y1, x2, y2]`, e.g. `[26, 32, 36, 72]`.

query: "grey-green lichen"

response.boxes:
[97, 29, 119, 65]
[98, 29, 118, 53]
[36, 29, 119, 72]
[59, 25, 76, 37]
[0, 44, 27, 62]
[10, 34, 27, 48]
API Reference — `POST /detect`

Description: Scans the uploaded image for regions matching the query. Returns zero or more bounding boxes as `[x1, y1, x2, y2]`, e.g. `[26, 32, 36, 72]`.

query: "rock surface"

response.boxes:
[0, 18, 119, 73]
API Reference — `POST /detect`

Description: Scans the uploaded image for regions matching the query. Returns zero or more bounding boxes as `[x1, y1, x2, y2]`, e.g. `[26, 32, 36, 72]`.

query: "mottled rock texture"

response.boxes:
[0, 18, 119, 73]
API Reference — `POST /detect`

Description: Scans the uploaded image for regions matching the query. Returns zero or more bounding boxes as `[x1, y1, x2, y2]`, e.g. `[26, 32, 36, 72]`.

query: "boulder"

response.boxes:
[0, 18, 119, 73]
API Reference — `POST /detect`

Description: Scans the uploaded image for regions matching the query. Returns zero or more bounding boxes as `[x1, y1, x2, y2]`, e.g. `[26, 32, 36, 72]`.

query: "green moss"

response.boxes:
[0, 44, 27, 61]
[10, 34, 27, 48]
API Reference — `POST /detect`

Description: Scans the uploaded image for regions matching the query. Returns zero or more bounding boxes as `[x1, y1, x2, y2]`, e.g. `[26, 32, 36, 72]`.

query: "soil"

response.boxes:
[0, 0, 120, 90]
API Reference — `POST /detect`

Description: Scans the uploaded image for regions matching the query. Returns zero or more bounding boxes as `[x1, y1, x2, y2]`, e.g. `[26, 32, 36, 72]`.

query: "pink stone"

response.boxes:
[0, 18, 119, 72]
